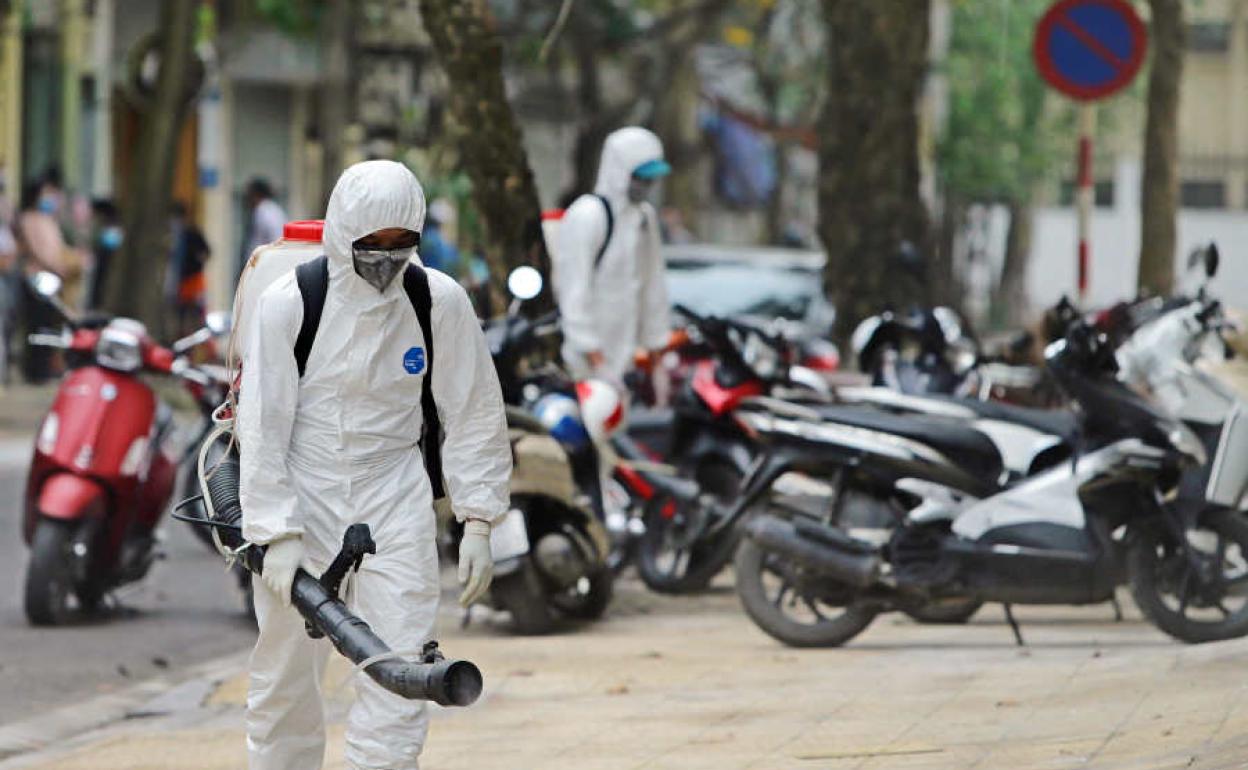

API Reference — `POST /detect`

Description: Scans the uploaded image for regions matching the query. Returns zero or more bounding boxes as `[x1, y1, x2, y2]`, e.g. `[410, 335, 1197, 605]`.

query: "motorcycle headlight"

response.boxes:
[1169, 422, 1208, 466]
[95, 327, 143, 372]
[37, 412, 59, 454]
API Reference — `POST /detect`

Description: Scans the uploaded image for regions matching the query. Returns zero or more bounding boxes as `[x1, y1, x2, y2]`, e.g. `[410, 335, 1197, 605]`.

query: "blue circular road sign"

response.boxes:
[1033, 0, 1148, 101]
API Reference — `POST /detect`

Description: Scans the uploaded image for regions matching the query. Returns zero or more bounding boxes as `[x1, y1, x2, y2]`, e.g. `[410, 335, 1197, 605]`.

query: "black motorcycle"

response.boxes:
[730, 322, 1248, 647]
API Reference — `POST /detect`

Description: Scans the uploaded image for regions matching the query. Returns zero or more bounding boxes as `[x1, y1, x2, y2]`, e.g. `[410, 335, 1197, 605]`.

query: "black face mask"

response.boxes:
[352, 250, 411, 292]
[351, 233, 420, 292]
[627, 177, 656, 204]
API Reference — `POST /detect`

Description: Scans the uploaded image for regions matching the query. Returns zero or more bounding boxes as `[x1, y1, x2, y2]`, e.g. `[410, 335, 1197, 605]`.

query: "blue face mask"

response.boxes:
[100, 226, 123, 250]
[37, 196, 58, 215]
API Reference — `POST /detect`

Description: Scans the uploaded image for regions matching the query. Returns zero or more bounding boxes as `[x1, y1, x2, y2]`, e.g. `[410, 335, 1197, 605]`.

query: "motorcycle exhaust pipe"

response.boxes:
[744, 515, 881, 588]
[199, 455, 483, 706]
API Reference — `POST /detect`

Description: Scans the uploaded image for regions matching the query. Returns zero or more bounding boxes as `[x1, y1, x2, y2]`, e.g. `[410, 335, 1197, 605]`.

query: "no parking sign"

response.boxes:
[1032, 0, 1148, 299]
[1033, 0, 1148, 101]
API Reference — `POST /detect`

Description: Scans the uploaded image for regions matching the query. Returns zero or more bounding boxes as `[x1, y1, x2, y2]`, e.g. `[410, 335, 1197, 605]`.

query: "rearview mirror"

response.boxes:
[31, 271, 62, 298]
[205, 310, 231, 336]
[507, 266, 543, 301]
[1206, 243, 1220, 278]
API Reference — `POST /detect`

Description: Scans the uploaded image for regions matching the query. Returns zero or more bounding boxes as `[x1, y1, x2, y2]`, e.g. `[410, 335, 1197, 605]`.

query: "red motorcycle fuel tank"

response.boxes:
[690, 361, 764, 417]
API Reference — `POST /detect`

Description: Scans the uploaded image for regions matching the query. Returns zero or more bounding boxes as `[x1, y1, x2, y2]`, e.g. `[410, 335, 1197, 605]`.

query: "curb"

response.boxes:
[0, 650, 248, 765]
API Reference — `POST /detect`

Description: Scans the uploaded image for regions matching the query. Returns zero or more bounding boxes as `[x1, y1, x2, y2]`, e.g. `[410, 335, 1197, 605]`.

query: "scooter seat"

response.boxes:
[812, 405, 1004, 481]
[931, 396, 1077, 441]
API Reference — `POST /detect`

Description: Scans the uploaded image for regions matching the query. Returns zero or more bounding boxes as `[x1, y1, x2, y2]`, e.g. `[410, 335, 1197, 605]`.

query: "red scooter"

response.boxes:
[21, 272, 221, 625]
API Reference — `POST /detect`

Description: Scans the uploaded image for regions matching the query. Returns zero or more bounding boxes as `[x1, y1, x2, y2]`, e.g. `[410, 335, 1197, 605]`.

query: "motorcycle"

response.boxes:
[163, 316, 255, 611]
[731, 319, 1248, 647]
[835, 245, 1226, 487]
[625, 305, 828, 593]
[851, 306, 979, 397]
[472, 267, 615, 634]
[20, 272, 224, 625]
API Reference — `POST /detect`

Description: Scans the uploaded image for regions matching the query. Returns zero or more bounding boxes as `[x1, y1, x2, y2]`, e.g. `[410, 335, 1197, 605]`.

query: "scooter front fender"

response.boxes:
[37, 474, 107, 522]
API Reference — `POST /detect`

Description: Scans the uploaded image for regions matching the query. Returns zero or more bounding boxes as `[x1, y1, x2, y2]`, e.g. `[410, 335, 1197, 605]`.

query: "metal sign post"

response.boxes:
[1076, 104, 1095, 300]
[1033, 0, 1147, 304]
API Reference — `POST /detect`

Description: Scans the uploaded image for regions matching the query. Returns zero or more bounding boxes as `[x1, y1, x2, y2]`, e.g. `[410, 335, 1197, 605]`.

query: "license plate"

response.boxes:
[490, 509, 530, 561]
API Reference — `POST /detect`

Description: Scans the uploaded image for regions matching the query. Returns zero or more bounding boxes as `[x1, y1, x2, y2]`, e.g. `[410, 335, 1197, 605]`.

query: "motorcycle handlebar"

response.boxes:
[26, 333, 70, 349]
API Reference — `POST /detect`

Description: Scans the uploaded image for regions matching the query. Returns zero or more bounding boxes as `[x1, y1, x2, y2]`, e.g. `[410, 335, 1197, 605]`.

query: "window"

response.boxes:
[1188, 23, 1231, 53]
[1181, 180, 1226, 209]
[1058, 180, 1115, 208]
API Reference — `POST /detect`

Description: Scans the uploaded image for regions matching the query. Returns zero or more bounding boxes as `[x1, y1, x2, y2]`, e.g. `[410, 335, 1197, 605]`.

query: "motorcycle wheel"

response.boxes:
[903, 598, 983, 625]
[635, 460, 742, 594]
[1129, 514, 1248, 644]
[492, 561, 556, 635]
[25, 519, 76, 626]
[734, 538, 877, 648]
[550, 567, 614, 621]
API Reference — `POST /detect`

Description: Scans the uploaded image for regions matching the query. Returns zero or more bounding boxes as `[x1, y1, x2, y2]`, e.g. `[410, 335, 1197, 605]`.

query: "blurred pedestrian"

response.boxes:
[551, 126, 672, 380]
[167, 201, 211, 336]
[14, 183, 72, 382]
[420, 198, 461, 276]
[240, 178, 286, 279]
[85, 199, 122, 312]
[0, 173, 16, 388]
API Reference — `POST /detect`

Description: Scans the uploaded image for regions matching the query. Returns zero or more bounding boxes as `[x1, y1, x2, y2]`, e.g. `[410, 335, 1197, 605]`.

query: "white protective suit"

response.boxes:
[552, 127, 671, 380]
[237, 160, 511, 770]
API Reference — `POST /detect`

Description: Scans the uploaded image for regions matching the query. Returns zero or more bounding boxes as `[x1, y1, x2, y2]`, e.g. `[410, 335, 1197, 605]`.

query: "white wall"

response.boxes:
[1027, 158, 1248, 312]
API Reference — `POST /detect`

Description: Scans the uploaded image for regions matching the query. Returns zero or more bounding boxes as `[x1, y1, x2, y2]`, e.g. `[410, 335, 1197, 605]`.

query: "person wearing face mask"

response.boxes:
[551, 126, 673, 380]
[237, 160, 511, 770]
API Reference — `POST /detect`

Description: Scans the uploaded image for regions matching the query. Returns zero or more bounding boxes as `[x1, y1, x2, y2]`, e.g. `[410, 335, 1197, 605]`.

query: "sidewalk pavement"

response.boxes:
[4, 575, 1248, 770]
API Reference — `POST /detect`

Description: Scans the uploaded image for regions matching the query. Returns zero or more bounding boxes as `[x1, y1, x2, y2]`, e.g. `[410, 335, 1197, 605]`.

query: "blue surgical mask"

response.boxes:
[38, 195, 58, 215]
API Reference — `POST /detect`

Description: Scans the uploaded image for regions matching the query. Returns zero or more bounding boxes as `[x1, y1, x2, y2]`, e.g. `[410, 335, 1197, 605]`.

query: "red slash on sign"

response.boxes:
[1054, 12, 1128, 71]
[1033, 0, 1146, 102]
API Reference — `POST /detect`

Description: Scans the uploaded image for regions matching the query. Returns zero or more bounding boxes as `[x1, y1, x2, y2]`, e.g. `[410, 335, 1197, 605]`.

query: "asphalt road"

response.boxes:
[0, 438, 256, 726]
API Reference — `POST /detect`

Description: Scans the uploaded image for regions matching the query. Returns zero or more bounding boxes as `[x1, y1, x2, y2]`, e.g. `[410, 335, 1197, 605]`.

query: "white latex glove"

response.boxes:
[458, 519, 494, 607]
[262, 536, 305, 608]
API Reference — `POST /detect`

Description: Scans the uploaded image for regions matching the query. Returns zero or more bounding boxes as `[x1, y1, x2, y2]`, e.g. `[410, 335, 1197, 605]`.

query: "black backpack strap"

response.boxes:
[402, 264, 445, 500]
[293, 255, 330, 378]
[591, 193, 614, 270]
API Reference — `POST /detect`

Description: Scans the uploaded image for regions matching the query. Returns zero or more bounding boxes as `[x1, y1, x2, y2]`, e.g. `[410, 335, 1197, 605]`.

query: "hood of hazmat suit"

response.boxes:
[552, 127, 672, 380]
[236, 159, 511, 770]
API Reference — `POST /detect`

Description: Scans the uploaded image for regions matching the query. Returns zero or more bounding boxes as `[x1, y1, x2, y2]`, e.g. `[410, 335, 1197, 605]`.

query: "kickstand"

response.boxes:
[1003, 604, 1025, 647]
[460, 605, 473, 630]
[1110, 596, 1124, 622]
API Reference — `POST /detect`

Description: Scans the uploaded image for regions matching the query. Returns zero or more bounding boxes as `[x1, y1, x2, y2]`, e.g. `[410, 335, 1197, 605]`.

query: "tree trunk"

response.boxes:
[105, 0, 198, 333]
[649, 0, 734, 237]
[319, 0, 351, 211]
[652, 56, 703, 233]
[418, 0, 546, 302]
[995, 199, 1033, 328]
[1138, 0, 1184, 296]
[818, 0, 933, 343]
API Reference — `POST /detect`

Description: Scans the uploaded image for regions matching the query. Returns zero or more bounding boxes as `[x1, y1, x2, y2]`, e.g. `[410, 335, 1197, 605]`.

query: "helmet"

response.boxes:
[576, 379, 627, 441]
[533, 393, 590, 450]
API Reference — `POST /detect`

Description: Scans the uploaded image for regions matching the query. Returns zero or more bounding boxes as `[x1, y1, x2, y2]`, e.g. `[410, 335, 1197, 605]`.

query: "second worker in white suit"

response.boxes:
[552, 126, 673, 381]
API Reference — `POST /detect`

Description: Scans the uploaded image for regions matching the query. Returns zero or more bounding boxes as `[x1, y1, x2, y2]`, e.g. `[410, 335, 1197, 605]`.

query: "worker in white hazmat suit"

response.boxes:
[237, 160, 511, 770]
[552, 126, 672, 380]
